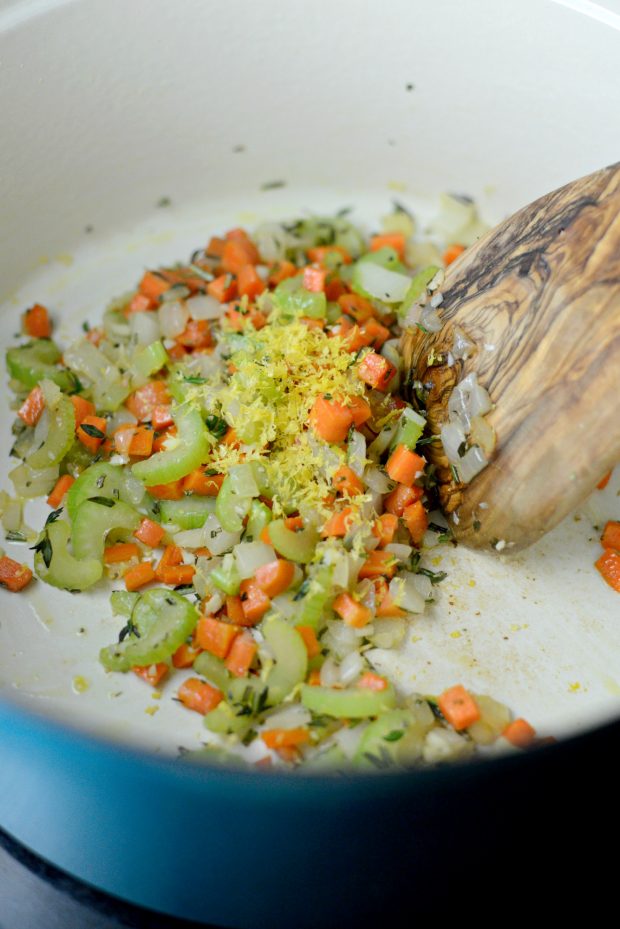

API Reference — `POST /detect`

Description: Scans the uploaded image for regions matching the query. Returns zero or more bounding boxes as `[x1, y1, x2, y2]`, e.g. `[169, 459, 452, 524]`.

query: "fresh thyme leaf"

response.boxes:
[45, 508, 63, 525]
[188, 263, 215, 282]
[260, 180, 286, 190]
[383, 729, 404, 742]
[183, 375, 208, 385]
[88, 496, 116, 507]
[417, 567, 447, 585]
[204, 415, 228, 438]
[5, 530, 26, 542]
[30, 534, 52, 568]
[118, 618, 140, 642]
[241, 728, 257, 746]
[416, 435, 440, 447]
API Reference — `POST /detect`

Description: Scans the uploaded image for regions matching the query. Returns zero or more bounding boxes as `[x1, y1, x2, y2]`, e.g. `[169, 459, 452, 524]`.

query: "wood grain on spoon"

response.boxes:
[401, 162, 620, 552]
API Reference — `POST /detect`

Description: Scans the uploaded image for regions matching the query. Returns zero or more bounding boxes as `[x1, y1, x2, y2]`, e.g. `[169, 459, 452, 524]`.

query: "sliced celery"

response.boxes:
[100, 589, 198, 671]
[215, 475, 251, 533]
[204, 701, 252, 737]
[268, 519, 319, 564]
[193, 651, 231, 692]
[131, 341, 168, 383]
[62, 340, 130, 411]
[245, 500, 272, 541]
[26, 395, 75, 470]
[398, 265, 441, 318]
[72, 500, 140, 561]
[67, 463, 140, 521]
[132, 404, 211, 485]
[353, 709, 426, 768]
[110, 590, 139, 618]
[159, 496, 216, 529]
[273, 277, 326, 319]
[391, 407, 426, 451]
[263, 615, 308, 703]
[300, 684, 396, 719]
[33, 519, 103, 591]
[210, 552, 241, 595]
[294, 565, 334, 630]
[352, 250, 411, 303]
[6, 340, 77, 392]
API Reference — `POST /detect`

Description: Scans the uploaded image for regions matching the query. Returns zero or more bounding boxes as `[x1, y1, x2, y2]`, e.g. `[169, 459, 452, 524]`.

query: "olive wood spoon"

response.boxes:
[401, 161, 620, 553]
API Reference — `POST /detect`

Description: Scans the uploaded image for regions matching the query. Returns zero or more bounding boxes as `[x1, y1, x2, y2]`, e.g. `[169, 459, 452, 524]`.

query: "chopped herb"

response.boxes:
[80, 423, 105, 440]
[416, 435, 440, 446]
[417, 567, 447, 585]
[336, 206, 353, 217]
[260, 180, 286, 191]
[5, 530, 27, 542]
[204, 414, 228, 438]
[450, 464, 461, 484]
[473, 519, 481, 532]
[81, 321, 90, 332]
[210, 528, 223, 539]
[30, 534, 52, 569]
[118, 618, 140, 642]
[293, 579, 311, 601]
[426, 697, 445, 722]
[88, 496, 116, 507]
[457, 440, 468, 458]
[188, 263, 215, 283]
[183, 375, 208, 385]
[45, 508, 63, 525]
[363, 747, 394, 769]
[241, 728, 257, 746]
[383, 729, 404, 742]
[308, 714, 332, 728]
[392, 200, 413, 219]
[156, 196, 171, 208]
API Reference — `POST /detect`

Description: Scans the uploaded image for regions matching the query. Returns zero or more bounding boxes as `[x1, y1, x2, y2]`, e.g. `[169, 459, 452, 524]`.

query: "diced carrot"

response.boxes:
[225, 631, 258, 677]
[333, 592, 371, 628]
[358, 550, 397, 580]
[126, 381, 170, 422]
[0, 556, 33, 592]
[182, 469, 224, 496]
[85, 327, 104, 346]
[595, 549, 620, 592]
[254, 559, 295, 598]
[124, 561, 156, 591]
[225, 595, 246, 625]
[503, 717, 537, 748]
[176, 319, 213, 349]
[597, 471, 612, 490]
[46, 474, 75, 509]
[207, 274, 238, 303]
[372, 513, 399, 548]
[178, 677, 223, 715]
[226, 305, 267, 332]
[23, 303, 51, 338]
[205, 235, 226, 259]
[332, 466, 364, 497]
[139, 271, 171, 302]
[167, 344, 188, 361]
[146, 480, 184, 500]
[321, 507, 355, 538]
[18, 386, 45, 426]
[285, 516, 304, 531]
[370, 233, 406, 260]
[307, 669, 322, 686]
[309, 395, 354, 444]
[261, 727, 311, 749]
[77, 415, 107, 453]
[360, 318, 390, 350]
[338, 293, 376, 323]
[384, 483, 424, 516]
[296, 625, 320, 659]
[341, 322, 369, 353]
[195, 615, 239, 659]
[239, 579, 271, 624]
[172, 642, 202, 669]
[260, 526, 272, 544]
[221, 238, 260, 275]
[357, 351, 397, 391]
[151, 405, 174, 431]
[438, 684, 480, 731]
[267, 261, 298, 286]
[152, 426, 177, 453]
[158, 564, 196, 586]
[127, 292, 154, 314]
[69, 394, 96, 427]
[300, 316, 325, 331]
[222, 427, 240, 448]
[374, 580, 407, 618]
[103, 542, 140, 564]
[134, 517, 165, 548]
[307, 245, 352, 265]
[155, 545, 183, 577]
[302, 265, 327, 293]
[386, 445, 426, 486]
[443, 244, 466, 266]
[237, 265, 266, 300]
[120, 425, 153, 458]
[403, 501, 428, 545]
[346, 396, 372, 427]
[601, 521, 620, 552]
[133, 663, 169, 687]
[357, 671, 388, 691]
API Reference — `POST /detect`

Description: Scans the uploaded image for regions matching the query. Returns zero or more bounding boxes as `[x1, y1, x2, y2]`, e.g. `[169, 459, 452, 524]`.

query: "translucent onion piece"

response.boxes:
[364, 465, 395, 495]
[264, 703, 311, 731]
[234, 541, 276, 580]
[130, 310, 161, 346]
[384, 543, 413, 563]
[440, 421, 467, 464]
[201, 514, 242, 555]
[158, 300, 189, 338]
[469, 415, 497, 457]
[457, 445, 488, 483]
[339, 651, 364, 687]
[389, 575, 425, 614]
[419, 305, 443, 333]
[320, 656, 341, 687]
[186, 294, 223, 321]
[347, 430, 366, 478]
[412, 573, 433, 600]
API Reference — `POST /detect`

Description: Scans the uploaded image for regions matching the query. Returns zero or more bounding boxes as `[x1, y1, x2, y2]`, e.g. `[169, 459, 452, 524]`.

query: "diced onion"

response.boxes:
[264, 704, 311, 730]
[173, 528, 205, 549]
[320, 656, 341, 687]
[201, 514, 241, 555]
[389, 575, 426, 614]
[271, 593, 297, 619]
[158, 300, 189, 338]
[368, 421, 399, 459]
[369, 618, 406, 649]
[419, 305, 443, 333]
[412, 573, 433, 600]
[234, 541, 276, 580]
[384, 543, 413, 562]
[33, 407, 50, 447]
[347, 430, 366, 477]
[130, 310, 161, 346]
[457, 444, 488, 483]
[452, 326, 474, 360]
[355, 262, 412, 303]
[186, 294, 223, 321]
[323, 620, 359, 659]
[339, 651, 364, 686]
[440, 421, 467, 463]
[364, 465, 395, 495]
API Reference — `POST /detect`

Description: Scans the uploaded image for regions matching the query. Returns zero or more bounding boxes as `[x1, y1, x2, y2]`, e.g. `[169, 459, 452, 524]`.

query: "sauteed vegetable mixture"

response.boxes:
[5, 200, 610, 768]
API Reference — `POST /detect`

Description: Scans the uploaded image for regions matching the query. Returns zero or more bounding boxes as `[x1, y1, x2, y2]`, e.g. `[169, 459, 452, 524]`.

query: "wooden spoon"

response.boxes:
[400, 161, 620, 553]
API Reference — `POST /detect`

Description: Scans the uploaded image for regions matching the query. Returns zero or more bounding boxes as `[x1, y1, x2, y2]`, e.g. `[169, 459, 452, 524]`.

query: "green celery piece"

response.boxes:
[100, 589, 198, 671]
[245, 500, 272, 541]
[131, 341, 168, 382]
[353, 709, 426, 768]
[300, 683, 396, 719]
[273, 277, 326, 319]
[267, 519, 319, 564]
[62, 340, 130, 411]
[304, 743, 349, 770]
[194, 651, 231, 692]
[210, 553, 241, 595]
[215, 475, 251, 533]
[204, 701, 252, 737]
[227, 676, 270, 715]
[159, 496, 216, 529]
[295, 565, 334, 631]
[263, 615, 308, 703]
[398, 265, 441, 318]
[391, 407, 426, 451]
[67, 463, 136, 521]
[110, 590, 139, 618]
[6, 340, 77, 392]
[72, 500, 140, 561]
[358, 246, 406, 273]
[34, 519, 103, 591]
[26, 395, 75, 470]
[132, 404, 211, 486]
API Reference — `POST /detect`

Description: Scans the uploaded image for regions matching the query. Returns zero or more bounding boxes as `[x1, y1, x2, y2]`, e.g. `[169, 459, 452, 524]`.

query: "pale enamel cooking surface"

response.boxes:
[0, 0, 619, 755]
